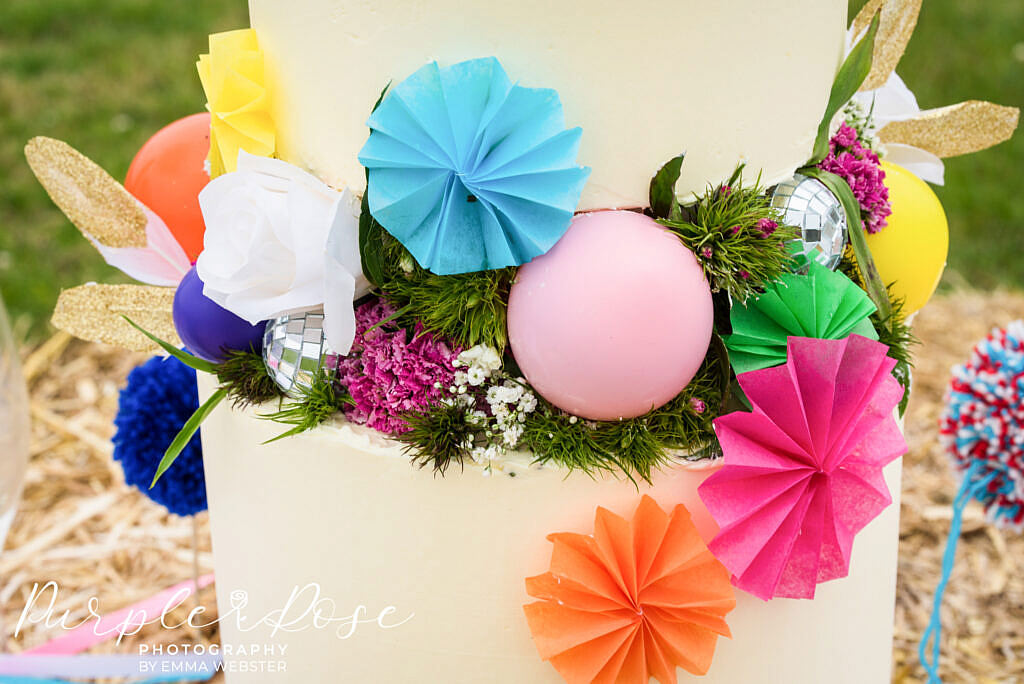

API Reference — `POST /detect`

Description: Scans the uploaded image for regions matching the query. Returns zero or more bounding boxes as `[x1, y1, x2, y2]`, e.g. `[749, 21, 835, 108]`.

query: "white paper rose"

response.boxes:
[196, 151, 367, 355]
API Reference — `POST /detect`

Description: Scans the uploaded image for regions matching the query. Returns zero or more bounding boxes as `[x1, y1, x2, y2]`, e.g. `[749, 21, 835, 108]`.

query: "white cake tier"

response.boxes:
[197, 373, 901, 683]
[248, 0, 847, 210]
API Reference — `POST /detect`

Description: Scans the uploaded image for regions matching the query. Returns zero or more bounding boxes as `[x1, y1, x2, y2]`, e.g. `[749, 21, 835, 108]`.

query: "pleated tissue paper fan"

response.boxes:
[699, 335, 907, 600]
[724, 262, 878, 374]
[523, 496, 735, 683]
[359, 57, 591, 275]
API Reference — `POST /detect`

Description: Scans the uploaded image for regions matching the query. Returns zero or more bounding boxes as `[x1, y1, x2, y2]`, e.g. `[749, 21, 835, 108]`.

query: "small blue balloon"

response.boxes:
[172, 266, 265, 363]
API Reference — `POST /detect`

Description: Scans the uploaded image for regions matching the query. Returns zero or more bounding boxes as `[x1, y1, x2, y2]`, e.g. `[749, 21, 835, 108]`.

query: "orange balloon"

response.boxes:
[125, 113, 211, 262]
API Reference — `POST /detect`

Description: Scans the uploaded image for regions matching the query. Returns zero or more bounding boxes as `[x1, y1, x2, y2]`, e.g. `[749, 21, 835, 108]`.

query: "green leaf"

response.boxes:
[151, 387, 227, 487]
[807, 12, 880, 165]
[358, 82, 393, 289]
[649, 154, 685, 221]
[121, 316, 217, 374]
[800, 166, 892, 325]
[359, 190, 389, 288]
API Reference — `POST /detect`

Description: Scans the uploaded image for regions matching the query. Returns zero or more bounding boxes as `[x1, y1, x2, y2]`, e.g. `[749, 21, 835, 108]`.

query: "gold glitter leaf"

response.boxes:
[51, 283, 179, 352]
[879, 101, 1020, 158]
[853, 0, 922, 91]
[25, 137, 147, 249]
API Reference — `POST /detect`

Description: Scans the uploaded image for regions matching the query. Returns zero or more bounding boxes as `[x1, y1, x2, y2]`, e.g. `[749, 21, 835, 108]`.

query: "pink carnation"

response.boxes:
[335, 298, 460, 435]
[818, 122, 891, 234]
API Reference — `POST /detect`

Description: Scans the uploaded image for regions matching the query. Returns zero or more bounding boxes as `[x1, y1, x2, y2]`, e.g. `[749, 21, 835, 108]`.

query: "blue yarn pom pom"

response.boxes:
[113, 355, 207, 516]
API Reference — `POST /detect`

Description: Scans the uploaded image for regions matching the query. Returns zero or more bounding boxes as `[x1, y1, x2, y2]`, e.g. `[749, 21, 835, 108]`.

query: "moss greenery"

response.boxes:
[259, 368, 353, 443]
[652, 162, 799, 302]
[361, 218, 515, 351]
[215, 348, 284, 409]
[520, 341, 726, 485]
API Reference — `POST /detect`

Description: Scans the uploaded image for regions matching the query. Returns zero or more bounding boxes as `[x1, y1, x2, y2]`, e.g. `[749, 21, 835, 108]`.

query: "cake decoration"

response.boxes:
[851, 0, 921, 91]
[523, 496, 735, 682]
[113, 355, 208, 517]
[335, 298, 459, 436]
[21, 1, 1024, 679]
[724, 261, 878, 375]
[172, 266, 266, 364]
[197, 28, 274, 177]
[123, 112, 212, 262]
[817, 122, 892, 234]
[51, 283, 180, 353]
[850, 0, 1019, 185]
[24, 136, 149, 250]
[196, 150, 366, 354]
[507, 210, 713, 421]
[652, 163, 798, 303]
[769, 174, 848, 271]
[863, 161, 949, 315]
[358, 57, 591, 276]
[262, 311, 335, 396]
[699, 335, 907, 600]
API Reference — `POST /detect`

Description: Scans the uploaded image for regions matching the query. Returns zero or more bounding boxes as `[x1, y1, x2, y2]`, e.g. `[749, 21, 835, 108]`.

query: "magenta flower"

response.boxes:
[336, 298, 460, 434]
[818, 123, 892, 234]
[755, 218, 778, 237]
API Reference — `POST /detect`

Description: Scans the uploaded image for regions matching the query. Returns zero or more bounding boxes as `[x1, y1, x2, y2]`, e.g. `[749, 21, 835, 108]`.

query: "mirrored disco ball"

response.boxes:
[263, 311, 335, 396]
[771, 174, 848, 270]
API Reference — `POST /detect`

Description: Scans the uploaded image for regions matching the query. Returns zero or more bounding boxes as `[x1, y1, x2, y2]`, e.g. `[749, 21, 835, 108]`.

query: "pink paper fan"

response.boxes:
[698, 335, 907, 600]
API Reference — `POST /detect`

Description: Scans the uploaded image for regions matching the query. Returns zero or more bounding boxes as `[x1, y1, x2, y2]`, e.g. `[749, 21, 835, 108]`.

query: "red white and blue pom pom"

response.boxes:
[938, 320, 1024, 531]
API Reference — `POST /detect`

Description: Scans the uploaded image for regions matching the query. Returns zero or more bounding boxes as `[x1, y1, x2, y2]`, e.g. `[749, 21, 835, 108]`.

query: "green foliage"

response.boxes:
[808, 12, 879, 165]
[397, 401, 476, 474]
[215, 348, 283, 409]
[260, 369, 353, 443]
[152, 387, 226, 487]
[649, 153, 685, 222]
[658, 167, 798, 302]
[521, 344, 726, 484]
[839, 250, 918, 415]
[373, 231, 515, 351]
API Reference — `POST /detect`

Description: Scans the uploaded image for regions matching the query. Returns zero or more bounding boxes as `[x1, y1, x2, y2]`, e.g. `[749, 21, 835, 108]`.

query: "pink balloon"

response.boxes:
[508, 210, 713, 420]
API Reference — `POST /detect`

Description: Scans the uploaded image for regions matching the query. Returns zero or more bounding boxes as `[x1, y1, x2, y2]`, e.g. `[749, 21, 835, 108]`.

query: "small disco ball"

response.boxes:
[771, 174, 847, 270]
[262, 311, 334, 396]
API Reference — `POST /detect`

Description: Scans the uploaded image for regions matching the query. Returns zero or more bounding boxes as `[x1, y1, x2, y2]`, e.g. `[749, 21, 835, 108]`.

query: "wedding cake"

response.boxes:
[199, 1, 897, 682]
[28, 0, 1021, 681]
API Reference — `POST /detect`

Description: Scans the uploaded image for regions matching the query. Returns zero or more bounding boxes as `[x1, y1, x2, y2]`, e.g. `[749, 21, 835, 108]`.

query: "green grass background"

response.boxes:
[0, 0, 1021, 338]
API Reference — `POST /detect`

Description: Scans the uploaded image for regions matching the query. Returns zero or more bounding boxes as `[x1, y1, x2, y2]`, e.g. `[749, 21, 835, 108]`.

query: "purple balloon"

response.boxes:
[172, 266, 266, 363]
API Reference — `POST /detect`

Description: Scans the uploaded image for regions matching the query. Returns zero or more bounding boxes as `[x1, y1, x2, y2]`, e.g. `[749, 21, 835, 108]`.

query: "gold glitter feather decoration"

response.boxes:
[853, 0, 922, 91]
[25, 137, 148, 249]
[879, 101, 1020, 158]
[51, 284, 179, 353]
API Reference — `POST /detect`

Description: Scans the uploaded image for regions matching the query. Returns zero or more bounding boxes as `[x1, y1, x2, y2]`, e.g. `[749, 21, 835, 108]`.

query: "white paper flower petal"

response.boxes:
[197, 151, 366, 327]
[852, 71, 920, 126]
[93, 203, 191, 286]
[882, 143, 945, 185]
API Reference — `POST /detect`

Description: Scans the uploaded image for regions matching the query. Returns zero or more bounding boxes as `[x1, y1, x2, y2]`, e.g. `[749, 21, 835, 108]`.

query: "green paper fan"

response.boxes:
[725, 262, 878, 374]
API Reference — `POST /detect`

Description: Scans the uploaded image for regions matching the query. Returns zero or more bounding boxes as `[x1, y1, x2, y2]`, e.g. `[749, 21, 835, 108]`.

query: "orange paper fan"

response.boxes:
[524, 496, 735, 684]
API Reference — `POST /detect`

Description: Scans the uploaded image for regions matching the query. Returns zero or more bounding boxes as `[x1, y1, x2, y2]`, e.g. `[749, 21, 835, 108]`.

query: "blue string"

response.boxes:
[918, 461, 999, 683]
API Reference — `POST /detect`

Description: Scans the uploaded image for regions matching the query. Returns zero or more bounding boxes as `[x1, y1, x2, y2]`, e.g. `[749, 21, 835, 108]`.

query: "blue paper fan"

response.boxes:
[358, 57, 591, 275]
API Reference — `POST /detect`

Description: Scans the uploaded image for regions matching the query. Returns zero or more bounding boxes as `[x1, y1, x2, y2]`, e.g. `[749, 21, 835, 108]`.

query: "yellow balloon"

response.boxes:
[864, 161, 949, 314]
